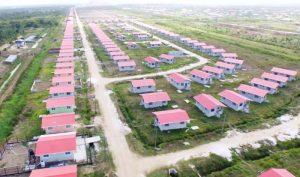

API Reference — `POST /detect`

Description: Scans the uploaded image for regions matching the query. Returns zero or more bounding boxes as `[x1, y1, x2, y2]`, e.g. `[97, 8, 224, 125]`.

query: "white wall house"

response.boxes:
[168, 73, 191, 90]
[159, 54, 175, 64]
[202, 66, 225, 80]
[219, 90, 250, 113]
[261, 72, 288, 87]
[41, 113, 76, 134]
[190, 69, 213, 85]
[49, 85, 74, 98]
[194, 94, 226, 118]
[250, 78, 279, 94]
[130, 79, 156, 93]
[271, 67, 297, 81]
[215, 61, 236, 75]
[153, 109, 190, 131]
[237, 84, 268, 103]
[144, 56, 160, 68]
[224, 58, 244, 69]
[118, 60, 136, 72]
[140, 92, 171, 109]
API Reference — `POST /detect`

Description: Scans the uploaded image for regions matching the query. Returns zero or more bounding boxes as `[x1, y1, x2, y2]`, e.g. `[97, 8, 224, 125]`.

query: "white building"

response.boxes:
[140, 92, 171, 109]
[168, 73, 191, 90]
[194, 94, 226, 118]
[153, 109, 190, 131]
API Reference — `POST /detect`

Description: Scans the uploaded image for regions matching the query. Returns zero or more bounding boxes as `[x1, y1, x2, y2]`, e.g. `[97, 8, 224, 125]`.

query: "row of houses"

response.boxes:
[89, 23, 137, 72]
[29, 9, 78, 177]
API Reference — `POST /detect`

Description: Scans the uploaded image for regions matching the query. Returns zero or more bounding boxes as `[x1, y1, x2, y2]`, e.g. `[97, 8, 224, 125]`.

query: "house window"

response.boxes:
[137, 87, 140, 89]
[54, 93, 58, 96]
[149, 102, 153, 105]
[233, 102, 236, 106]
[43, 155, 49, 158]
[66, 125, 71, 128]
[65, 152, 71, 155]
[211, 109, 215, 112]
[240, 103, 243, 106]
[180, 122, 185, 124]
[148, 86, 152, 88]
[67, 92, 71, 95]
[242, 91, 246, 94]
[51, 108, 55, 110]
[254, 95, 259, 98]
[254, 84, 258, 87]
[67, 106, 71, 109]
[267, 87, 271, 90]
[165, 124, 169, 126]
[48, 127, 53, 130]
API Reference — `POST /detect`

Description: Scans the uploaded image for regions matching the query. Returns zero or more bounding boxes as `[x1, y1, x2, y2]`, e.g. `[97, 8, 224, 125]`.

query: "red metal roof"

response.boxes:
[46, 96, 75, 109]
[160, 54, 174, 60]
[112, 55, 130, 61]
[35, 132, 76, 155]
[42, 112, 75, 128]
[215, 61, 235, 70]
[194, 93, 226, 110]
[271, 67, 297, 76]
[202, 65, 224, 74]
[153, 109, 190, 124]
[211, 48, 226, 53]
[140, 92, 171, 103]
[106, 47, 121, 52]
[238, 84, 268, 97]
[190, 69, 211, 79]
[202, 45, 215, 49]
[56, 62, 74, 68]
[49, 85, 75, 94]
[261, 72, 288, 83]
[219, 89, 251, 104]
[145, 56, 160, 63]
[221, 53, 238, 58]
[169, 73, 191, 83]
[224, 58, 244, 65]
[29, 165, 77, 177]
[258, 168, 295, 177]
[250, 78, 279, 89]
[109, 51, 125, 56]
[117, 60, 136, 67]
[131, 79, 155, 87]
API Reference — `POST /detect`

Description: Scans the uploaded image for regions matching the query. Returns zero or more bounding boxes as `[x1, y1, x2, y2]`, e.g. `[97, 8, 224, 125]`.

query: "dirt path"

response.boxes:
[76, 12, 300, 177]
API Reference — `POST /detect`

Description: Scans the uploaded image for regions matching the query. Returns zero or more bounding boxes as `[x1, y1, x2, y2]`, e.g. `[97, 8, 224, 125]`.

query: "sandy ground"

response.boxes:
[76, 11, 300, 177]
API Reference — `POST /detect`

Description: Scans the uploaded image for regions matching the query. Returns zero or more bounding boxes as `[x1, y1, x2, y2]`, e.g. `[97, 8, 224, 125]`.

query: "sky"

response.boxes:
[0, 0, 300, 7]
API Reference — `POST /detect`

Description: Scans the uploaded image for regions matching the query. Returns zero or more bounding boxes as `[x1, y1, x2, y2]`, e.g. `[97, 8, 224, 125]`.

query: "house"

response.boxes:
[193, 42, 206, 50]
[35, 132, 76, 163]
[127, 42, 138, 49]
[144, 56, 160, 68]
[220, 53, 238, 60]
[56, 62, 74, 69]
[54, 68, 74, 77]
[202, 66, 225, 80]
[168, 50, 184, 58]
[109, 51, 126, 58]
[148, 41, 162, 48]
[130, 79, 156, 93]
[210, 48, 226, 57]
[15, 38, 26, 48]
[159, 54, 175, 64]
[224, 58, 244, 69]
[117, 60, 136, 72]
[106, 47, 121, 53]
[117, 34, 126, 41]
[261, 72, 288, 87]
[258, 168, 295, 177]
[215, 61, 236, 75]
[112, 55, 130, 63]
[46, 96, 76, 114]
[250, 78, 279, 94]
[219, 89, 250, 113]
[201, 45, 216, 54]
[153, 109, 190, 131]
[187, 40, 198, 47]
[41, 112, 76, 134]
[168, 73, 191, 90]
[140, 92, 171, 109]
[237, 84, 268, 103]
[29, 165, 77, 177]
[59, 52, 74, 58]
[49, 85, 74, 98]
[179, 37, 191, 44]
[136, 34, 149, 41]
[194, 94, 226, 118]
[4, 55, 18, 64]
[271, 67, 297, 81]
[104, 44, 118, 50]
[52, 76, 74, 86]
[190, 69, 213, 85]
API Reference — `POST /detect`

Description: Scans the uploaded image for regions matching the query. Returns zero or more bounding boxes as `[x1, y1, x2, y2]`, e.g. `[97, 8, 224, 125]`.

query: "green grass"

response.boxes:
[112, 75, 300, 154]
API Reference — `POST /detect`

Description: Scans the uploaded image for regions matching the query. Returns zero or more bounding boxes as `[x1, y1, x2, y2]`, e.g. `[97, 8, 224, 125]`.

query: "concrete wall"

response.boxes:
[239, 91, 266, 103]
[50, 92, 74, 98]
[220, 97, 249, 113]
[48, 106, 75, 114]
[44, 125, 75, 134]
[195, 102, 223, 118]
[39, 151, 74, 163]
[131, 86, 156, 93]
[251, 83, 277, 94]
[145, 62, 159, 68]
[191, 75, 213, 85]
[118, 66, 135, 72]
[141, 100, 168, 109]
[169, 79, 191, 90]
[155, 120, 187, 131]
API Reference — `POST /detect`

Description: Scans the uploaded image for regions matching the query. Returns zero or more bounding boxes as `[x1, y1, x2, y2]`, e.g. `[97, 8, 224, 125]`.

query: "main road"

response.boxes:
[76, 11, 300, 177]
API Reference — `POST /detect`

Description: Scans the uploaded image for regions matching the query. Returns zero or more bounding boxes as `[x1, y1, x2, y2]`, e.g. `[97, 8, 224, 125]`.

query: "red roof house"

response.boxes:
[168, 73, 191, 90]
[46, 96, 76, 114]
[190, 69, 213, 85]
[219, 89, 250, 112]
[159, 54, 175, 64]
[221, 53, 238, 59]
[52, 76, 74, 86]
[144, 56, 160, 68]
[258, 168, 295, 177]
[41, 112, 76, 134]
[238, 84, 268, 103]
[130, 79, 156, 93]
[153, 109, 190, 131]
[271, 67, 297, 81]
[261, 72, 288, 87]
[54, 68, 74, 77]
[117, 60, 136, 72]
[194, 94, 226, 117]
[202, 65, 225, 79]
[140, 92, 171, 109]
[215, 61, 236, 74]
[224, 58, 244, 69]
[29, 165, 77, 177]
[250, 78, 279, 94]
[49, 85, 74, 97]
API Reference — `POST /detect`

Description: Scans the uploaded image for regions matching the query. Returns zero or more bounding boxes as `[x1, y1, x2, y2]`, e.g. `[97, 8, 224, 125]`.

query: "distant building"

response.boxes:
[215, 61, 236, 75]
[220, 53, 238, 60]
[261, 72, 288, 87]
[46, 96, 76, 114]
[49, 85, 75, 98]
[168, 50, 183, 58]
[159, 54, 175, 64]
[250, 78, 279, 94]
[237, 84, 268, 103]
[144, 56, 160, 68]
[202, 65, 225, 80]
[148, 41, 162, 48]
[224, 58, 244, 69]
[4, 55, 18, 64]
[127, 42, 138, 49]
[210, 48, 226, 57]
[15, 38, 26, 48]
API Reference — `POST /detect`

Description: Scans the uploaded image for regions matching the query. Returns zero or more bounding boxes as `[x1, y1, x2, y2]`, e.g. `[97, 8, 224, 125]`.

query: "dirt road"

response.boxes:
[76, 11, 300, 177]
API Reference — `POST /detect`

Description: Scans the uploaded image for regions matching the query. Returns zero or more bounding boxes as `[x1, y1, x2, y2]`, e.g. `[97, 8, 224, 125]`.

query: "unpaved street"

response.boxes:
[76, 11, 300, 177]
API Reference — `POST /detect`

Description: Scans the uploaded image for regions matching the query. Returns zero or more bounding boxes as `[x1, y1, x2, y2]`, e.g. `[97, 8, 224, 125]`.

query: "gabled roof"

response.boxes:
[35, 132, 76, 155]
[271, 67, 297, 76]
[202, 45, 215, 49]
[117, 60, 136, 67]
[221, 53, 238, 58]
[153, 109, 190, 124]
[219, 89, 251, 104]
[190, 69, 211, 79]
[202, 65, 224, 74]
[52, 76, 74, 84]
[49, 85, 75, 94]
[42, 112, 76, 128]
[109, 51, 125, 56]
[112, 55, 130, 61]
[131, 79, 155, 87]
[46, 96, 75, 109]
[145, 56, 160, 63]
[160, 54, 174, 60]
[215, 61, 235, 70]
[238, 84, 268, 97]
[261, 72, 288, 83]
[224, 58, 244, 65]
[258, 168, 295, 177]
[250, 78, 279, 89]
[211, 48, 226, 53]
[194, 94, 226, 110]
[140, 92, 171, 103]
[106, 47, 121, 52]
[169, 73, 191, 83]
[56, 62, 74, 68]
[29, 165, 77, 177]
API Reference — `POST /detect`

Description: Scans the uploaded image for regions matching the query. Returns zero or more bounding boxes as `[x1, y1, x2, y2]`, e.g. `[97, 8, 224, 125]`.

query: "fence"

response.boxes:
[0, 165, 29, 176]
